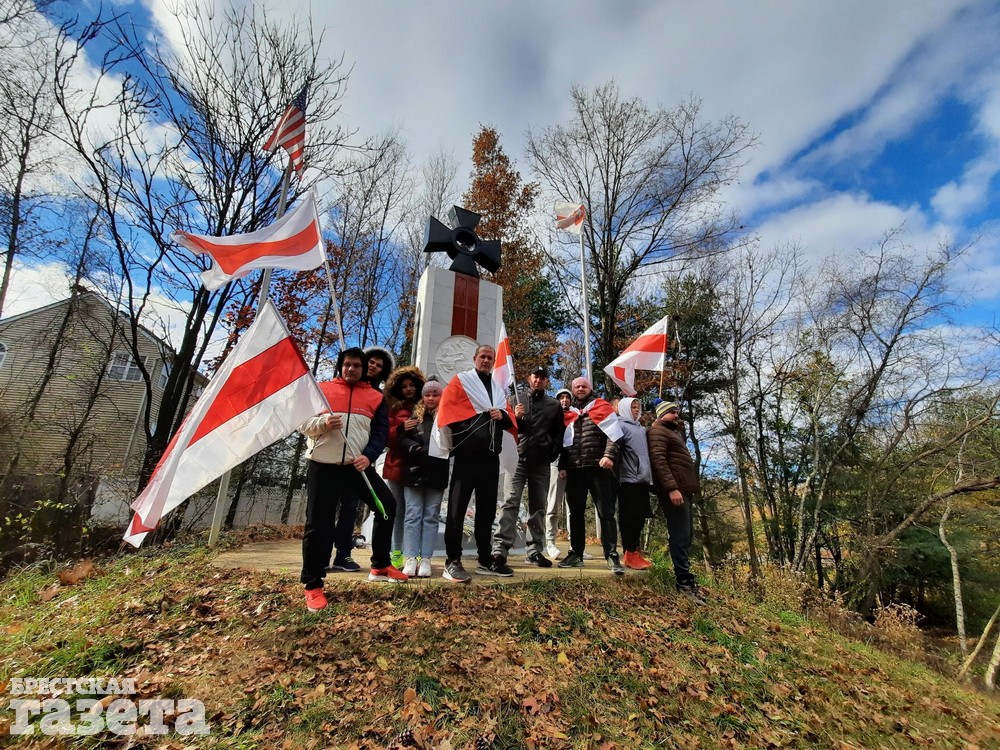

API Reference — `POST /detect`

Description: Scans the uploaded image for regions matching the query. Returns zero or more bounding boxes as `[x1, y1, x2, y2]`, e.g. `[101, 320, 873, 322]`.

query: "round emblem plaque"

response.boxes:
[434, 335, 479, 381]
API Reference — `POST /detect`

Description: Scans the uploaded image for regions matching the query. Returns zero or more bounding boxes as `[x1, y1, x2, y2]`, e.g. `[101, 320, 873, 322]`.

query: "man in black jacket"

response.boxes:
[491, 366, 565, 568]
[440, 345, 514, 583]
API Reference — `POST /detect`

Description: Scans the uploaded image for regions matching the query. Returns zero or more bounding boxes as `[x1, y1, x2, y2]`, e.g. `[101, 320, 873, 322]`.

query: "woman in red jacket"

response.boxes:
[381, 366, 425, 566]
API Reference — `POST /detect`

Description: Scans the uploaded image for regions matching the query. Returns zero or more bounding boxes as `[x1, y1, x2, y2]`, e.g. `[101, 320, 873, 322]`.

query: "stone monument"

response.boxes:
[413, 206, 503, 380]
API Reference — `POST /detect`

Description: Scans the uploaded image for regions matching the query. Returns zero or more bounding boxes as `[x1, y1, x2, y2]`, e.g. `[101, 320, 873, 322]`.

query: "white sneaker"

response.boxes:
[402, 557, 418, 576]
[582, 550, 595, 560]
[546, 544, 562, 560]
[417, 558, 432, 578]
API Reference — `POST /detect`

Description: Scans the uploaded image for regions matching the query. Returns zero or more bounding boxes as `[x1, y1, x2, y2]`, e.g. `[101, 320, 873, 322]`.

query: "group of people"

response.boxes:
[298, 344, 702, 613]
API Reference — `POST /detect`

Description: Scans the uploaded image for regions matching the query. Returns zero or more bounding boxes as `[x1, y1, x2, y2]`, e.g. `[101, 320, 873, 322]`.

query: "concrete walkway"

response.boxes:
[213, 540, 642, 585]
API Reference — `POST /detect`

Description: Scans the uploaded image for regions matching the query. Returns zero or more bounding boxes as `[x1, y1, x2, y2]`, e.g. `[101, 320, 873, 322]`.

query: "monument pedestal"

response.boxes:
[413, 265, 503, 381]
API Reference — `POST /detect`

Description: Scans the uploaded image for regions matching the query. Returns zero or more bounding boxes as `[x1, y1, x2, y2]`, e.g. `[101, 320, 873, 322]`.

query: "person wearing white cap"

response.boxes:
[615, 398, 654, 570]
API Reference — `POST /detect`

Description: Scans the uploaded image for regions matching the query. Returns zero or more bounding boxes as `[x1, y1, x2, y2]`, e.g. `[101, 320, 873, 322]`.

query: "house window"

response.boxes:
[157, 360, 171, 390]
[0, 342, 6, 369]
[107, 351, 146, 382]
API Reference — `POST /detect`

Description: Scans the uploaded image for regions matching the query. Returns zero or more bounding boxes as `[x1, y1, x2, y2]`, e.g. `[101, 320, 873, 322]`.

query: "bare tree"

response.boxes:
[527, 82, 756, 375]
[49, 2, 353, 491]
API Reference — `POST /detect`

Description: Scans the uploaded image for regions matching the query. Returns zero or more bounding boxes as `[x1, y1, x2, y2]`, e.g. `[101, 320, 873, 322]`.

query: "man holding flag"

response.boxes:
[492, 366, 565, 568]
[299, 347, 406, 612]
[436, 345, 514, 582]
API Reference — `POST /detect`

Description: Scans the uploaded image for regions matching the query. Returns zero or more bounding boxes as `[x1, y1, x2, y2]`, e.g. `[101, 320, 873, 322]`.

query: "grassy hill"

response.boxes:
[1, 537, 999, 749]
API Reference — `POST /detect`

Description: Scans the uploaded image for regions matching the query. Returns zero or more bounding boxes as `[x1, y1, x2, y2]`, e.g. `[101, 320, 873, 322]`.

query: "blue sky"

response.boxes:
[9, 0, 1000, 338]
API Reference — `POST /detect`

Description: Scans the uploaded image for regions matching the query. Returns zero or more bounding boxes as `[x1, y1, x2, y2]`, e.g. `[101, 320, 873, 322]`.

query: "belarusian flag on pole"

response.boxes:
[603, 313, 671, 396]
[123, 300, 328, 546]
[492, 322, 515, 392]
[554, 202, 586, 234]
[174, 192, 326, 291]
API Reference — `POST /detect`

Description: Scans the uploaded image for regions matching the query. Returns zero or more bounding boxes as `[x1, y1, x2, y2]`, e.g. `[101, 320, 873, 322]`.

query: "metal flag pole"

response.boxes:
[578, 198, 593, 383]
[207, 160, 295, 546]
[659, 315, 669, 399]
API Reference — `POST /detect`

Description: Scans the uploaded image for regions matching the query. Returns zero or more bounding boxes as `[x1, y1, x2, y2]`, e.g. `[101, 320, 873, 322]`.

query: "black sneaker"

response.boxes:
[557, 551, 584, 568]
[606, 552, 625, 575]
[476, 555, 514, 577]
[443, 559, 471, 583]
[330, 556, 361, 572]
[678, 585, 706, 604]
[526, 551, 553, 568]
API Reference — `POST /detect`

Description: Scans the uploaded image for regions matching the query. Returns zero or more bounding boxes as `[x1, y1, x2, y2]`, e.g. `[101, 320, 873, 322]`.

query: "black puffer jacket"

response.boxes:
[399, 409, 450, 489]
[647, 419, 699, 497]
[560, 393, 620, 470]
[514, 389, 565, 463]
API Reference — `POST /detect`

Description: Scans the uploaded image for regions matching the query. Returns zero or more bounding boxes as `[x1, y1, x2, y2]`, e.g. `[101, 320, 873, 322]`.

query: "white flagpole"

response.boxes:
[207, 158, 295, 546]
[579, 206, 593, 383]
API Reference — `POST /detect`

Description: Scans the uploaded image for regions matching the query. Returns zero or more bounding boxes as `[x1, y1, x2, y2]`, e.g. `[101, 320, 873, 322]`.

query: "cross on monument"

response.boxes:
[424, 206, 501, 278]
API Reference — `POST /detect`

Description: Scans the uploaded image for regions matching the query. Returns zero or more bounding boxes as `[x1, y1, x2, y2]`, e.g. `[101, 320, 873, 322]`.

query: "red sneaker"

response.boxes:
[633, 552, 654, 570]
[304, 587, 328, 612]
[368, 565, 409, 583]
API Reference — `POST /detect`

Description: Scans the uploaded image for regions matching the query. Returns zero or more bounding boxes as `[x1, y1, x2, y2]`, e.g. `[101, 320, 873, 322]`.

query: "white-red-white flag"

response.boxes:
[603, 313, 671, 396]
[174, 192, 325, 291]
[492, 322, 514, 393]
[263, 86, 307, 173]
[123, 300, 328, 546]
[554, 202, 586, 235]
[563, 398, 623, 447]
[430, 370, 519, 475]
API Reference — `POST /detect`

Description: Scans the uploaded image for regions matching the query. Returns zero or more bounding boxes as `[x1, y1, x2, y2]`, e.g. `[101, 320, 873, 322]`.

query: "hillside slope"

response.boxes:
[1, 543, 998, 749]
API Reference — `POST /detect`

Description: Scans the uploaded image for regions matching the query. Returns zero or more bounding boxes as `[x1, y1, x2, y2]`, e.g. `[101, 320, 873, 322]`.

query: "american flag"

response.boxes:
[263, 86, 307, 173]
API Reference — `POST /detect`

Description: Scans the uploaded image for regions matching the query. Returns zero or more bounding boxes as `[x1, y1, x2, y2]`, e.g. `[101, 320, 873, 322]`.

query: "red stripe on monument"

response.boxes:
[452, 274, 480, 338]
[189, 337, 308, 445]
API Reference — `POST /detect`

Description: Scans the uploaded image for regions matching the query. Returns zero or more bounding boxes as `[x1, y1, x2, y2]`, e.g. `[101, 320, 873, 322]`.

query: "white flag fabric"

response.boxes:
[123, 300, 329, 546]
[603, 313, 671, 396]
[554, 202, 586, 235]
[174, 192, 326, 291]
[492, 322, 515, 393]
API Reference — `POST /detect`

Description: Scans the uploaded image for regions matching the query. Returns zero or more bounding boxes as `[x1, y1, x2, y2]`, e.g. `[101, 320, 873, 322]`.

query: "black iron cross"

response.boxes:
[424, 206, 501, 278]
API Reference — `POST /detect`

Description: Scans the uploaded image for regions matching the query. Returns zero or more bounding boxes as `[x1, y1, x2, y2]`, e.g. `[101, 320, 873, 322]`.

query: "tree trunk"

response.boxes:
[938, 501, 967, 657]
[985, 625, 1000, 690]
[958, 602, 1000, 678]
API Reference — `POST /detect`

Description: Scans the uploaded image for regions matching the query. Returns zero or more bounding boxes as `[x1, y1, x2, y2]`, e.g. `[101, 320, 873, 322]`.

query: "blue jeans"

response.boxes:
[402, 485, 444, 558]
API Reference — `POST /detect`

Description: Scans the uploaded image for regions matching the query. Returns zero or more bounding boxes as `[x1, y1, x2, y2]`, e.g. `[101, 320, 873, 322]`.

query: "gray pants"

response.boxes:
[545, 458, 566, 546]
[493, 458, 551, 558]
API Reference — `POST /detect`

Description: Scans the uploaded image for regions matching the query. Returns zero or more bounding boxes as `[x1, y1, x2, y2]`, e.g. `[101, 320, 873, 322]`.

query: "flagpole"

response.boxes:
[659, 316, 668, 399]
[321, 257, 346, 349]
[207, 158, 296, 547]
[579, 202, 593, 383]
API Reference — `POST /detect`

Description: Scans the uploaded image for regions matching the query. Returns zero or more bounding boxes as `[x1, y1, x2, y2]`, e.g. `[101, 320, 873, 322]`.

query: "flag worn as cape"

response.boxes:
[123, 300, 328, 546]
[431, 370, 518, 475]
[174, 192, 325, 291]
[603, 313, 671, 396]
[563, 398, 624, 447]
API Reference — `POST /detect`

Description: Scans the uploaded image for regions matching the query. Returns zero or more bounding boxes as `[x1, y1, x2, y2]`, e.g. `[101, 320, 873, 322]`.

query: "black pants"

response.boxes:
[565, 466, 619, 557]
[300, 461, 396, 589]
[656, 492, 696, 589]
[332, 466, 398, 560]
[618, 482, 651, 552]
[444, 454, 499, 564]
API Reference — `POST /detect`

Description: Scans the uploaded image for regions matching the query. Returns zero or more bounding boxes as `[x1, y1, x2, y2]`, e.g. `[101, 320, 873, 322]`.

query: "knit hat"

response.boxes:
[655, 401, 680, 418]
[555, 388, 571, 399]
[421, 379, 443, 396]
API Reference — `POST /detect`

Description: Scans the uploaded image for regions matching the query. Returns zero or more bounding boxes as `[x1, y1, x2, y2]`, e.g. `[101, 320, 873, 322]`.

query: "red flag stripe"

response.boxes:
[178, 221, 320, 274]
[189, 337, 309, 445]
[623, 333, 669, 354]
